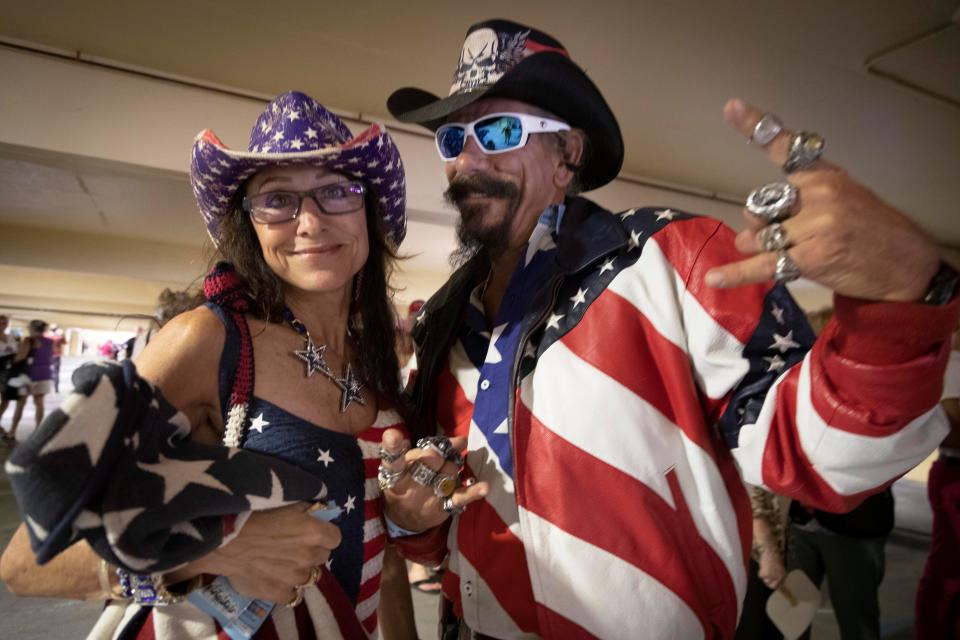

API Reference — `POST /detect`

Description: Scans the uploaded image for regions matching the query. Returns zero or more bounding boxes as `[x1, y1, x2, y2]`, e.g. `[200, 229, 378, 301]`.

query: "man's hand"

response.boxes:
[379, 429, 488, 532]
[184, 503, 341, 603]
[705, 98, 940, 302]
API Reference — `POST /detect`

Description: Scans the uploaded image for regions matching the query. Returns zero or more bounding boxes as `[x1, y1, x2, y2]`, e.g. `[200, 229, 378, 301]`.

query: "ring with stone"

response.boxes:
[750, 113, 783, 146]
[285, 585, 305, 608]
[409, 461, 439, 487]
[417, 436, 464, 468]
[432, 472, 458, 499]
[757, 223, 793, 252]
[745, 182, 799, 222]
[783, 131, 825, 173]
[377, 464, 404, 491]
[378, 444, 408, 465]
[773, 250, 802, 283]
[442, 496, 466, 515]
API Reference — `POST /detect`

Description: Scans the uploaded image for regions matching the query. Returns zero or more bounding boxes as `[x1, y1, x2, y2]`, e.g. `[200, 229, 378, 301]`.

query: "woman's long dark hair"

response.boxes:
[215, 184, 409, 419]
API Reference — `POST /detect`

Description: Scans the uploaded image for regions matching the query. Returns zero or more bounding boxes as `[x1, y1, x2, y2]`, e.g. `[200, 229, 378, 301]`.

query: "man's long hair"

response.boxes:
[215, 186, 409, 417]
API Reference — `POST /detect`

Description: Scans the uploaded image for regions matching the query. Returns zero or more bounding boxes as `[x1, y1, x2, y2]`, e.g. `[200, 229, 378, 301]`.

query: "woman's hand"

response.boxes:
[757, 546, 786, 591]
[378, 429, 488, 533]
[176, 503, 341, 603]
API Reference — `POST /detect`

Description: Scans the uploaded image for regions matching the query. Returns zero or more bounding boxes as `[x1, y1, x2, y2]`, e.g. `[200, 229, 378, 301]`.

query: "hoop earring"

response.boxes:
[353, 270, 364, 303]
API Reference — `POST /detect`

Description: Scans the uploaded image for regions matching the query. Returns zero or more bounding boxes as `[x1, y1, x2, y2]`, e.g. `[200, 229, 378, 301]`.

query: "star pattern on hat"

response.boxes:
[191, 91, 407, 247]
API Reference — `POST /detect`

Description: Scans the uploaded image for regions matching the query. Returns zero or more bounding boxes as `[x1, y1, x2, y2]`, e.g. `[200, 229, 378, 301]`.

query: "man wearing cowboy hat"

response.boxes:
[378, 19, 960, 639]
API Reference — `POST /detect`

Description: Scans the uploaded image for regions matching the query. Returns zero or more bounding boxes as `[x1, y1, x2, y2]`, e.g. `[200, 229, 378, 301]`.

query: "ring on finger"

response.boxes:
[746, 182, 798, 222]
[377, 464, 404, 491]
[783, 131, 825, 173]
[379, 444, 408, 465]
[432, 472, 458, 499]
[757, 223, 793, 252]
[409, 461, 439, 487]
[286, 586, 305, 608]
[417, 436, 465, 469]
[773, 249, 802, 283]
[750, 113, 783, 146]
[442, 496, 466, 515]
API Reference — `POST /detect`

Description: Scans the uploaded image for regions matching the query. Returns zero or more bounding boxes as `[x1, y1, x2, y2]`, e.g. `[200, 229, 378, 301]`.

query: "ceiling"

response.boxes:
[1, 0, 958, 253]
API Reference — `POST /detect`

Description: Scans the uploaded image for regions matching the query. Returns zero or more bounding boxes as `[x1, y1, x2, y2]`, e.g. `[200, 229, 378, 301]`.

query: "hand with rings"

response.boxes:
[378, 429, 489, 533]
[704, 98, 941, 302]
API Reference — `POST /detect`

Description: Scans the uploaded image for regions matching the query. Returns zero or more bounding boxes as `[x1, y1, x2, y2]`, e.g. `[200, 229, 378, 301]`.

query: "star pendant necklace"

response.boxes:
[283, 308, 366, 412]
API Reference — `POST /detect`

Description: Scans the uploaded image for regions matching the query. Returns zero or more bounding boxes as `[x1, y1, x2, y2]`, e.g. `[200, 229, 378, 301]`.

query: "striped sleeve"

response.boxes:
[658, 216, 956, 511]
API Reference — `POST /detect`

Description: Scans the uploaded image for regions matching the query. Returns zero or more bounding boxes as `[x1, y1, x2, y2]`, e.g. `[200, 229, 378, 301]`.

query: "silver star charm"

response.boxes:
[335, 363, 366, 413]
[294, 338, 332, 377]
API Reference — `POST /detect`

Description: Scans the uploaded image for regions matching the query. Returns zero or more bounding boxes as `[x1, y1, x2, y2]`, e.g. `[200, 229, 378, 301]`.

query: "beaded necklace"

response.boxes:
[282, 307, 365, 413]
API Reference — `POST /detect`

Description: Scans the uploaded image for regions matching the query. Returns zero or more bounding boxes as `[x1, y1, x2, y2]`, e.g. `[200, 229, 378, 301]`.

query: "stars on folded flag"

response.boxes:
[600, 257, 616, 274]
[771, 303, 785, 325]
[656, 208, 677, 222]
[344, 494, 356, 514]
[289, 138, 304, 150]
[546, 313, 564, 331]
[304, 127, 318, 140]
[627, 229, 643, 251]
[620, 208, 637, 220]
[763, 354, 786, 372]
[137, 456, 232, 504]
[769, 330, 801, 353]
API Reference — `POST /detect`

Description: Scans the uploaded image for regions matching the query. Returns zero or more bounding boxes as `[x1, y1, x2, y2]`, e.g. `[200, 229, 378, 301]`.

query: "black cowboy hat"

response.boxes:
[387, 19, 623, 191]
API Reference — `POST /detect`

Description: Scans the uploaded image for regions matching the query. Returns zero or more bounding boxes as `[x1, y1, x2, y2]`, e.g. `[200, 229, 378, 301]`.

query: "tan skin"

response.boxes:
[380, 96, 944, 533]
[0, 166, 405, 605]
[381, 97, 583, 532]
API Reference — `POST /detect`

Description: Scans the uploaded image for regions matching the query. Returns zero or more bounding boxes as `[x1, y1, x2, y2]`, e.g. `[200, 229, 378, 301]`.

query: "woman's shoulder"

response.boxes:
[137, 306, 225, 377]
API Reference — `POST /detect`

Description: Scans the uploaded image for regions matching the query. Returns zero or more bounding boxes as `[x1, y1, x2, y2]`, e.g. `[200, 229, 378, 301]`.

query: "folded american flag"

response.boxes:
[6, 359, 327, 573]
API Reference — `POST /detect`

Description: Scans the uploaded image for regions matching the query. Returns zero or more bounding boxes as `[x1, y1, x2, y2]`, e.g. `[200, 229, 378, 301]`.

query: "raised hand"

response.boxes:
[705, 98, 940, 302]
[378, 428, 488, 532]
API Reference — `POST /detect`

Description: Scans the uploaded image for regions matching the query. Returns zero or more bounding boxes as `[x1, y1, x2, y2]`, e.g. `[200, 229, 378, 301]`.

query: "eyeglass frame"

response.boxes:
[241, 181, 367, 224]
[435, 112, 571, 160]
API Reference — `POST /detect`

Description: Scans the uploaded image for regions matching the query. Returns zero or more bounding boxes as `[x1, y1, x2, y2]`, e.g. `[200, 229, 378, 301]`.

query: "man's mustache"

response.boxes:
[444, 175, 519, 204]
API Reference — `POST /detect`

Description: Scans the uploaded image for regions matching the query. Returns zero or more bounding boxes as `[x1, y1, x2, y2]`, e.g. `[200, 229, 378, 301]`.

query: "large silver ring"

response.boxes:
[417, 436, 464, 468]
[379, 444, 408, 465]
[757, 223, 792, 252]
[442, 496, 466, 515]
[409, 461, 439, 487]
[773, 250, 801, 283]
[377, 464, 404, 491]
[746, 182, 799, 221]
[750, 113, 783, 146]
[783, 131, 825, 173]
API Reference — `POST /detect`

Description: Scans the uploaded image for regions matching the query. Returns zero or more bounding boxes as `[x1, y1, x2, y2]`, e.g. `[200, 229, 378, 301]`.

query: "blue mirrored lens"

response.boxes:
[474, 116, 523, 152]
[438, 127, 466, 159]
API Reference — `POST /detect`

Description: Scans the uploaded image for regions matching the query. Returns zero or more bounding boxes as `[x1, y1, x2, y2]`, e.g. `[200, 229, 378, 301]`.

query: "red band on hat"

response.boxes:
[525, 41, 569, 57]
[201, 130, 227, 148]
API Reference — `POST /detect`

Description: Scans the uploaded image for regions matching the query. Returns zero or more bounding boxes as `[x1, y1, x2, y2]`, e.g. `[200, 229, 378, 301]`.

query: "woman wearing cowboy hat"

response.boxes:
[1, 91, 416, 639]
